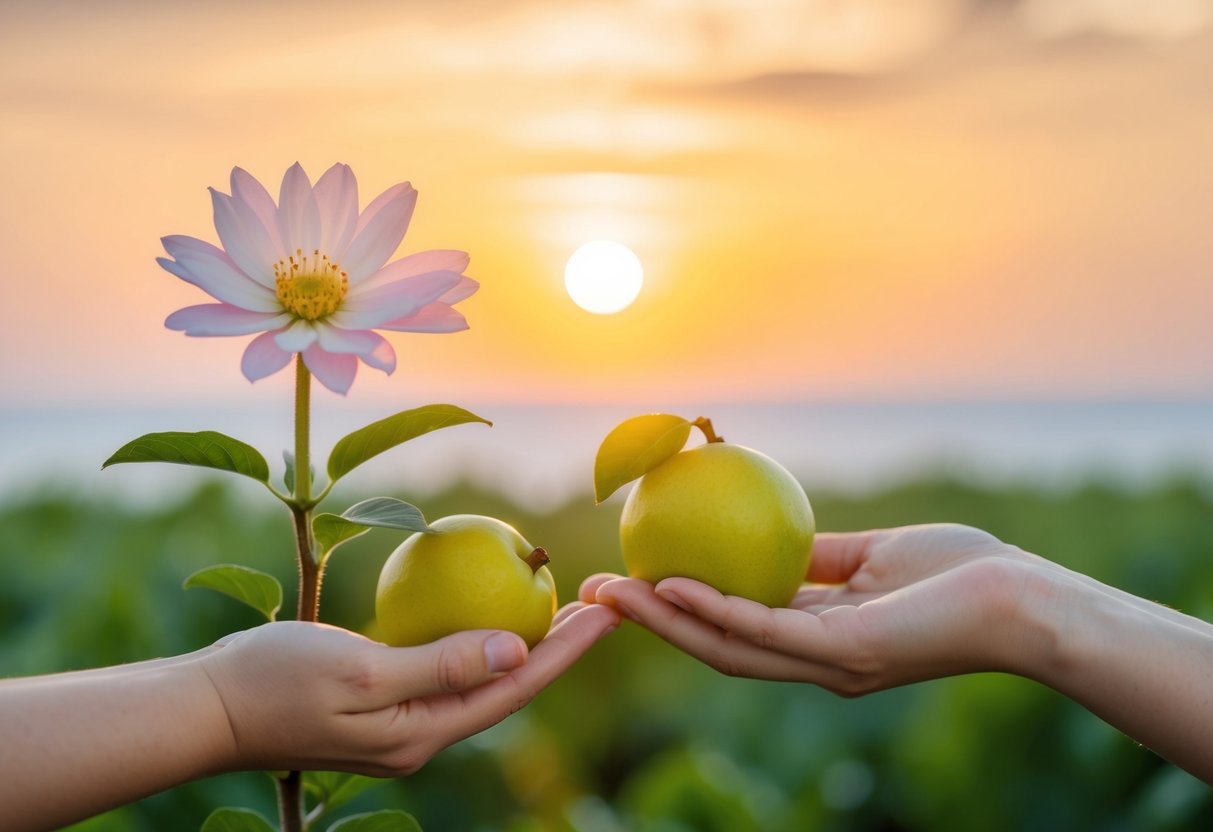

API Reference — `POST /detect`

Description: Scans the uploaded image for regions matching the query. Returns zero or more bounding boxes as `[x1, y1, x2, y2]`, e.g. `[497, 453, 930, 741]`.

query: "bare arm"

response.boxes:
[0, 604, 618, 831]
[1030, 565, 1213, 782]
[0, 651, 233, 831]
[582, 524, 1213, 783]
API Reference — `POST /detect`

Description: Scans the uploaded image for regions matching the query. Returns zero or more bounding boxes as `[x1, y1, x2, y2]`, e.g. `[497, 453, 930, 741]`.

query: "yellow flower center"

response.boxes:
[274, 249, 348, 320]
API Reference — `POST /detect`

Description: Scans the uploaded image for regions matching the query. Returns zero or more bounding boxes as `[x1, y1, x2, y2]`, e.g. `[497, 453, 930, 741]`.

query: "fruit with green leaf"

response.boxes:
[595, 415, 815, 608]
[376, 515, 557, 648]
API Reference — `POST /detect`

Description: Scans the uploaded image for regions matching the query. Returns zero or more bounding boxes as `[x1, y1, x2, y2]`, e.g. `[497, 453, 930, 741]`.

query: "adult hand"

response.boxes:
[202, 603, 619, 775]
[582, 523, 1213, 783]
[581, 524, 1046, 694]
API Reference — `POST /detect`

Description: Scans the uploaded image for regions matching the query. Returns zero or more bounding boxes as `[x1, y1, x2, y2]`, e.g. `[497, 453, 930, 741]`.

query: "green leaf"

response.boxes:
[328, 810, 422, 832]
[327, 405, 491, 483]
[310, 514, 371, 553]
[304, 771, 388, 816]
[200, 808, 276, 832]
[104, 431, 270, 483]
[594, 414, 693, 503]
[342, 497, 432, 531]
[312, 513, 373, 555]
[313, 498, 431, 559]
[183, 564, 282, 622]
[283, 450, 315, 495]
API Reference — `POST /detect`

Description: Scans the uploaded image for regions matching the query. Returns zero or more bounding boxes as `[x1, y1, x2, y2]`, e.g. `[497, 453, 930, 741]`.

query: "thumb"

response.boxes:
[373, 630, 529, 705]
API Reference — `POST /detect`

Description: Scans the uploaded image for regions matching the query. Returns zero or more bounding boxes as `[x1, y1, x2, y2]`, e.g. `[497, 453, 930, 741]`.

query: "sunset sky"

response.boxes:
[2, 0, 1211, 411]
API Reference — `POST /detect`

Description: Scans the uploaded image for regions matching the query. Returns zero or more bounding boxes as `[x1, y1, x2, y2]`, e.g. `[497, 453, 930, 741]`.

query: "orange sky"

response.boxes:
[1, 0, 1211, 409]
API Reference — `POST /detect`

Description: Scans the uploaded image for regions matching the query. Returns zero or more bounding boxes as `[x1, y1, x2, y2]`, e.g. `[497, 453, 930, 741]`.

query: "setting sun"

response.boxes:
[563, 240, 644, 315]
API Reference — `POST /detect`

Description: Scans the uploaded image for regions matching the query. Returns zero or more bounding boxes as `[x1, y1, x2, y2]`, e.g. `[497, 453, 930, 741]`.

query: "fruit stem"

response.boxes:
[524, 547, 551, 573]
[691, 417, 725, 444]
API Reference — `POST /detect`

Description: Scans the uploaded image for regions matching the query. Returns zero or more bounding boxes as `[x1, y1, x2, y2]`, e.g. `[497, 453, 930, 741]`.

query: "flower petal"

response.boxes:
[210, 189, 277, 287]
[160, 236, 280, 312]
[355, 248, 469, 292]
[359, 338, 397, 373]
[156, 256, 190, 281]
[330, 270, 461, 329]
[241, 331, 294, 382]
[230, 167, 284, 254]
[342, 182, 417, 283]
[315, 326, 397, 373]
[165, 303, 289, 336]
[274, 319, 318, 352]
[379, 302, 469, 333]
[302, 344, 357, 395]
[313, 163, 359, 261]
[440, 275, 479, 305]
[277, 162, 321, 254]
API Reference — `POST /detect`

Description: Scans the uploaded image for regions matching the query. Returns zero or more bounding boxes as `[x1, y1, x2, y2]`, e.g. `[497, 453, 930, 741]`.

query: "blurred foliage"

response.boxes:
[2, 473, 1212, 831]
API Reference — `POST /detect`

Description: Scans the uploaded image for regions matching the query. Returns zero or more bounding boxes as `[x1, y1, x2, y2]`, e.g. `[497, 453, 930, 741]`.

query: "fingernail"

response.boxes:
[657, 589, 691, 612]
[485, 632, 525, 673]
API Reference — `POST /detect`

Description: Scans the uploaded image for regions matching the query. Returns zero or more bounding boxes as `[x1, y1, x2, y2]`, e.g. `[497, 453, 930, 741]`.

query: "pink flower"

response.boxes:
[160, 163, 478, 394]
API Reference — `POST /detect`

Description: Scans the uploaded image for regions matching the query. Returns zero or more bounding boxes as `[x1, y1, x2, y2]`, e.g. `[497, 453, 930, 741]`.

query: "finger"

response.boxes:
[790, 584, 884, 610]
[654, 578, 851, 666]
[807, 531, 877, 584]
[368, 630, 529, 706]
[798, 599, 884, 616]
[429, 604, 620, 740]
[579, 572, 624, 604]
[596, 577, 824, 683]
[591, 576, 658, 618]
[552, 601, 587, 627]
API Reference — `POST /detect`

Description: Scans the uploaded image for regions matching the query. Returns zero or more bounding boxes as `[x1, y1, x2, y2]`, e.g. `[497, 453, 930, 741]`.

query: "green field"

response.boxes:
[3, 475, 1212, 831]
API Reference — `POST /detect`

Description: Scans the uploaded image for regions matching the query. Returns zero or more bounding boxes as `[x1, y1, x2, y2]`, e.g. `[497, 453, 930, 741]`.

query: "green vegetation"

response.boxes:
[3, 475, 1212, 831]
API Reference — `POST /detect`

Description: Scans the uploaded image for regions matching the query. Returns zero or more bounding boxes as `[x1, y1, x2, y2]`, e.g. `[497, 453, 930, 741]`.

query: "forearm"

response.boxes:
[1015, 562, 1213, 783]
[0, 653, 237, 831]
[1019, 547, 1211, 637]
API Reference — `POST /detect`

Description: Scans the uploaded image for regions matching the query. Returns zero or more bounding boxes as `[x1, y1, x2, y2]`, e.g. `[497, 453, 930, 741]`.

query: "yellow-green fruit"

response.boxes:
[375, 514, 557, 648]
[620, 442, 815, 608]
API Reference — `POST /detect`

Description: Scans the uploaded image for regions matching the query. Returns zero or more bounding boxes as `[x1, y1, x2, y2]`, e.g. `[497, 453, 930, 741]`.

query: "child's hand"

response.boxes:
[201, 603, 619, 775]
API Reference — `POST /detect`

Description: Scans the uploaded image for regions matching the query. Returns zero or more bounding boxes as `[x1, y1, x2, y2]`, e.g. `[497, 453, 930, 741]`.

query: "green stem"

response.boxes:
[291, 357, 322, 620]
[278, 356, 318, 832]
[294, 356, 312, 505]
[293, 505, 321, 621]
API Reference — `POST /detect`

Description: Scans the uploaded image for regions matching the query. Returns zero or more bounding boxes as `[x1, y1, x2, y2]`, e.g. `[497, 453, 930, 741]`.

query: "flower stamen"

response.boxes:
[274, 249, 348, 320]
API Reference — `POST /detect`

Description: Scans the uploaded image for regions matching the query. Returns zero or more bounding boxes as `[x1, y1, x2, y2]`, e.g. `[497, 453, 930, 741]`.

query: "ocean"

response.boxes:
[1, 398, 1210, 509]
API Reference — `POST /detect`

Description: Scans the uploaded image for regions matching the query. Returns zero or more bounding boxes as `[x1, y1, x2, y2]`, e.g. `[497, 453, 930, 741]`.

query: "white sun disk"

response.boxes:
[564, 240, 644, 314]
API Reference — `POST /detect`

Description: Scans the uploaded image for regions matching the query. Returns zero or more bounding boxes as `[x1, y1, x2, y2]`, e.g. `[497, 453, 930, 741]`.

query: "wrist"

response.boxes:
[176, 652, 243, 776]
[998, 555, 1129, 690]
[188, 650, 245, 776]
[988, 554, 1082, 682]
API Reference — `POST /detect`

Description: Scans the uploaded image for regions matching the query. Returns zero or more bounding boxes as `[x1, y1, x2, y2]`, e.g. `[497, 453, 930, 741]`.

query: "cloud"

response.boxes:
[1020, 0, 1213, 41]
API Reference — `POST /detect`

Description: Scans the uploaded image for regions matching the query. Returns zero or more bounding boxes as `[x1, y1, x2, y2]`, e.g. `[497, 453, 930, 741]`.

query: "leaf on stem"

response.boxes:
[313, 497, 432, 560]
[103, 431, 270, 483]
[328, 811, 423, 832]
[183, 564, 283, 622]
[594, 413, 692, 503]
[200, 808, 277, 832]
[283, 449, 315, 495]
[303, 771, 387, 817]
[326, 405, 491, 483]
